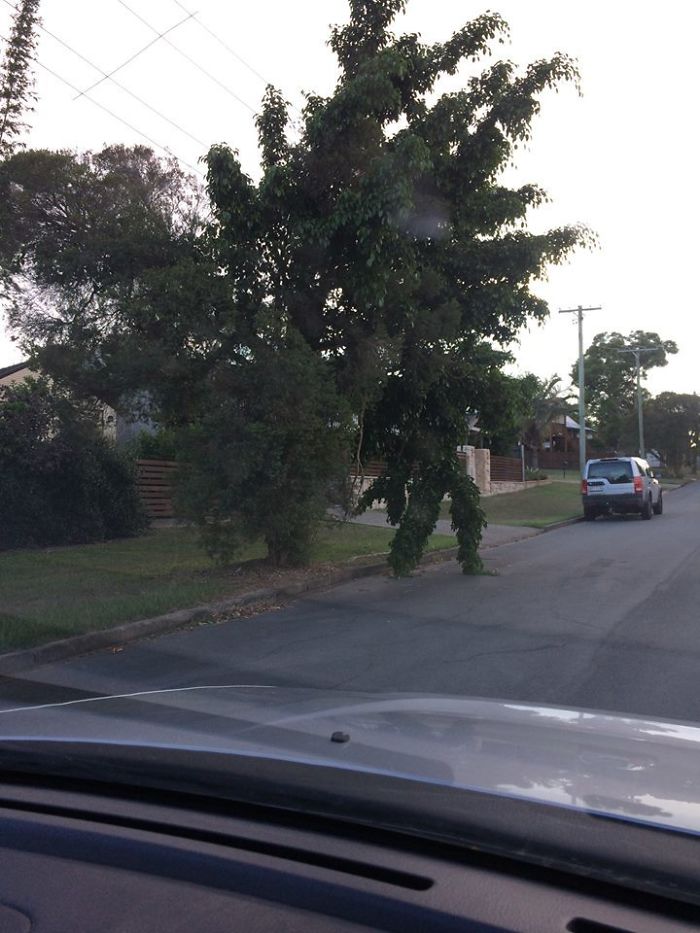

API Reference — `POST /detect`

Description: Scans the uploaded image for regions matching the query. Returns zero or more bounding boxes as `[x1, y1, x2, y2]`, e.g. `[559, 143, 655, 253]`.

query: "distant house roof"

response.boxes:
[566, 415, 593, 434]
[552, 413, 593, 435]
[0, 361, 29, 381]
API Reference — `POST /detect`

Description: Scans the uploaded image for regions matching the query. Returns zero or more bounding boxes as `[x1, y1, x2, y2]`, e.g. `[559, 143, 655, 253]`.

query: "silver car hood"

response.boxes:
[1, 686, 699, 835]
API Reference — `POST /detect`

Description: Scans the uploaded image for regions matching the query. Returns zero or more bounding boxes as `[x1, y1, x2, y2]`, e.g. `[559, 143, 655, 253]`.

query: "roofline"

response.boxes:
[0, 360, 30, 380]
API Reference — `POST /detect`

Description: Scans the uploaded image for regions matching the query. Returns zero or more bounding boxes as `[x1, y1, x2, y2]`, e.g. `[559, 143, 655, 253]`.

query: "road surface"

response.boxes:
[2, 482, 699, 722]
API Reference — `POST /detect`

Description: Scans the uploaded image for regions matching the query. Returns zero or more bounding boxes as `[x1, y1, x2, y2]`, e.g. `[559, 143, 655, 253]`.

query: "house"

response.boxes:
[0, 360, 38, 388]
[542, 414, 593, 455]
[0, 359, 153, 444]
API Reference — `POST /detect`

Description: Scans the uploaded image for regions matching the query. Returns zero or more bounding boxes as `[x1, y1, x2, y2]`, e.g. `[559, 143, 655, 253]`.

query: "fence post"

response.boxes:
[463, 445, 476, 480]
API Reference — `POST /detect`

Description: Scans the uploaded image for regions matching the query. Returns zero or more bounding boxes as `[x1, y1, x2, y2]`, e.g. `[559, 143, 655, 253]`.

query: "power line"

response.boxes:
[74, 9, 197, 100]
[0, 31, 204, 177]
[170, 0, 268, 87]
[170, 0, 304, 121]
[0, 0, 206, 148]
[116, 0, 257, 115]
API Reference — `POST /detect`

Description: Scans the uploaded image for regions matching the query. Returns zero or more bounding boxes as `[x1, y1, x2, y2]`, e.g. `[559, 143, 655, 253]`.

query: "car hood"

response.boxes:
[1, 685, 699, 835]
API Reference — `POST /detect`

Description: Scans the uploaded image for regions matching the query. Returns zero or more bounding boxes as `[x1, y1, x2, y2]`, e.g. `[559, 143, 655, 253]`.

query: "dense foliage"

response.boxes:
[4, 1, 590, 574]
[203, 1, 588, 573]
[0, 0, 40, 159]
[573, 331, 677, 450]
[518, 374, 573, 466]
[644, 392, 700, 475]
[0, 379, 146, 550]
[0, 144, 212, 417]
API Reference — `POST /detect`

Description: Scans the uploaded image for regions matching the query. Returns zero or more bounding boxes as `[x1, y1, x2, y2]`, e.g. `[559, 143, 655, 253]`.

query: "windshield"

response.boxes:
[587, 461, 634, 482]
[0, 0, 699, 905]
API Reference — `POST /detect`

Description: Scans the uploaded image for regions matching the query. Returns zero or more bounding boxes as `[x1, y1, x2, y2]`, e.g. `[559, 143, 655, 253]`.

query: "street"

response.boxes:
[2, 482, 700, 722]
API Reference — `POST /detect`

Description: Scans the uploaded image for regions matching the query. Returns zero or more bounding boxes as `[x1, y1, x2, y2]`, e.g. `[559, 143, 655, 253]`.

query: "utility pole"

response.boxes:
[616, 347, 657, 458]
[559, 305, 601, 477]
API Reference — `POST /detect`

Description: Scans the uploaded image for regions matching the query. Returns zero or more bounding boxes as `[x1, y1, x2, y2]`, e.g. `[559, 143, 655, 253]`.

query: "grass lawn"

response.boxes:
[440, 481, 582, 528]
[0, 522, 455, 652]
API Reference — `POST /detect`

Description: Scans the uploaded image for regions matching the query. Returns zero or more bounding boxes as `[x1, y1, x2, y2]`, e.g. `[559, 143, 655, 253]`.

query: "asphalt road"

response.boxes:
[2, 482, 700, 722]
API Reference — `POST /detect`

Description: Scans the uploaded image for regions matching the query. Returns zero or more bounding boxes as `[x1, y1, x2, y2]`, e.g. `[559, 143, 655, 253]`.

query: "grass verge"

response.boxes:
[440, 481, 582, 528]
[0, 522, 455, 652]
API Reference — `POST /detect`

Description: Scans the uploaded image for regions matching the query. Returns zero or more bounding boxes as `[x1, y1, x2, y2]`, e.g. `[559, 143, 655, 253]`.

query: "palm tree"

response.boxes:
[520, 374, 573, 469]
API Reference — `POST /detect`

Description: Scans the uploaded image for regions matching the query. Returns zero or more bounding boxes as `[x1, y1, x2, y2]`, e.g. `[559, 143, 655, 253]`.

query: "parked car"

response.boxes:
[581, 456, 662, 521]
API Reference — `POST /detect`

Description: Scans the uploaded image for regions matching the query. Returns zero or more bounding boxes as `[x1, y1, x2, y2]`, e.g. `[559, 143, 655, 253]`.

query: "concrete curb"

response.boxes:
[0, 546, 460, 676]
[0, 513, 585, 676]
[539, 516, 583, 531]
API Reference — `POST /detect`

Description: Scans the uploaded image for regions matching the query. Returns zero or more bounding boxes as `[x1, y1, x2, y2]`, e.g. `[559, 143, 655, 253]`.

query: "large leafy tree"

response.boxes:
[204, 0, 588, 574]
[573, 331, 678, 450]
[644, 392, 700, 475]
[0, 0, 40, 158]
[1, 144, 214, 417]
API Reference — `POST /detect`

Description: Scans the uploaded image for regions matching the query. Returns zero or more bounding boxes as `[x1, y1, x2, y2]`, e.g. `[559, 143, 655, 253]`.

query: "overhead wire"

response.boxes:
[169, 0, 305, 123]
[0, 0, 207, 148]
[74, 9, 197, 100]
[116, 0, 257, 115]
[170, 0, 269, 87]
[0, 29, 205, 177]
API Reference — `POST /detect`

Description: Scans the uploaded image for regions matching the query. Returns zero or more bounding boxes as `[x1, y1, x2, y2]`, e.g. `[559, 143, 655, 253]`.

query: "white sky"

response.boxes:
[0, 0, 697, 396]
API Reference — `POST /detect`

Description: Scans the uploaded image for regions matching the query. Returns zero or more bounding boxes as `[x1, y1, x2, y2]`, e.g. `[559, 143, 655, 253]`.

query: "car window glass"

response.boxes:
[587, 461, 634, 483]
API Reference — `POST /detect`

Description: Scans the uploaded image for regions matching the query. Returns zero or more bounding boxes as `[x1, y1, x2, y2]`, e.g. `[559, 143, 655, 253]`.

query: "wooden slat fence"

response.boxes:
[349, 460, 385, 478]
[490, 455, 522, 483]
[135, 459, 177, 519]
[535, 449, 614, 471]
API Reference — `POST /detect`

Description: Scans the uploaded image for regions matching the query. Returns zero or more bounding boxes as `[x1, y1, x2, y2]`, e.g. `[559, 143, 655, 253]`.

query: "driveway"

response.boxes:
[2, 483, 699, 722]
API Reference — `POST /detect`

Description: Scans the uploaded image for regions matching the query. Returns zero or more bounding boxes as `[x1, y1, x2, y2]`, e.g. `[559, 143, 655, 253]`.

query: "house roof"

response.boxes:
[552, 413, 593, 434]
[566, 415, 594, 435]
[0, 361, 29, 380]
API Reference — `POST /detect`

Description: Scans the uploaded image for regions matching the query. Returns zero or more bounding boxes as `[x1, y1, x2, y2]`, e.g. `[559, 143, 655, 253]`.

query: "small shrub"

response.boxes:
[126, 427, 178, 461]
[525, 468, 549, 481]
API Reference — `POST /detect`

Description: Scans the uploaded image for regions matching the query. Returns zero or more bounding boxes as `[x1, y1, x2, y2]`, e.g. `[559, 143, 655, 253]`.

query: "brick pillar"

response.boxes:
[474, 448, 491, 494]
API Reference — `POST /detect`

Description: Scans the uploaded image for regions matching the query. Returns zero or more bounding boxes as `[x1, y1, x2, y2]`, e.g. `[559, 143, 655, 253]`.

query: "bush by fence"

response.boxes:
[0, 379, 147, 550]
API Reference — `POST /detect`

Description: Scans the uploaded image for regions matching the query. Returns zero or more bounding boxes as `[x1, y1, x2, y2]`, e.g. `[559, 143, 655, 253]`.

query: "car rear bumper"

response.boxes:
[582, 493, 643, 513]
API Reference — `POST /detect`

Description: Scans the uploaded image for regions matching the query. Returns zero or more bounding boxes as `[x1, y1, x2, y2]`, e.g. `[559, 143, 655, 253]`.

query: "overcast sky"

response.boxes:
[0, 0, 697, 396]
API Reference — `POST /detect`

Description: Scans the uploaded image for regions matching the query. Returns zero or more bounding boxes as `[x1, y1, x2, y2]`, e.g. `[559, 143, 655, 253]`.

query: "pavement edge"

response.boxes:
[0, 546, 462, 676]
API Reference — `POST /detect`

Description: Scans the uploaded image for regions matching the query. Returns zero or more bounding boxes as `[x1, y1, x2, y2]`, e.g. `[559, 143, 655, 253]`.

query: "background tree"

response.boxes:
[0, 0, 41, 158]
[0, 144, 213, 418]
[644, 392, 700, 476]
[573, 331, 678, 450]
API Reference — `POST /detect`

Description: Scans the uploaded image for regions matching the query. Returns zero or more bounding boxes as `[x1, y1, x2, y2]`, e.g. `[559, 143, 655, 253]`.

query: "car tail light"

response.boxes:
[633, 475, 643, 493]
[581, 479, 588, 494]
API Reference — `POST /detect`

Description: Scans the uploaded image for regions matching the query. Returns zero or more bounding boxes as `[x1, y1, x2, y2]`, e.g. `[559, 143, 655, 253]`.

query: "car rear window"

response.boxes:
[587, 461, 634, 483]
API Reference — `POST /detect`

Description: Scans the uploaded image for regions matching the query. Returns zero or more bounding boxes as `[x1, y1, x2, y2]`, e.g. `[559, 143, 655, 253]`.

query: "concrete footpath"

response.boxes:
[347, 509, 541, 548]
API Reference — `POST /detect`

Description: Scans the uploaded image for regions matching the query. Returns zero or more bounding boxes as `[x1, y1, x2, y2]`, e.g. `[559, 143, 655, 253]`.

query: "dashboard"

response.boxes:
[1, 774, 699, 932]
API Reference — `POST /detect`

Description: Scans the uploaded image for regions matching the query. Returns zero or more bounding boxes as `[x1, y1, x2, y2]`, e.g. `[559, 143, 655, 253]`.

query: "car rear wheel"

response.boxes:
[641, 496, 653, 520]
[653, 491, 663, 515]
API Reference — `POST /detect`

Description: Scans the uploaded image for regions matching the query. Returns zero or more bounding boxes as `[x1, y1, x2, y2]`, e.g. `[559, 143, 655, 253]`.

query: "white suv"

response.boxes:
[582, 457, 662, 521]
